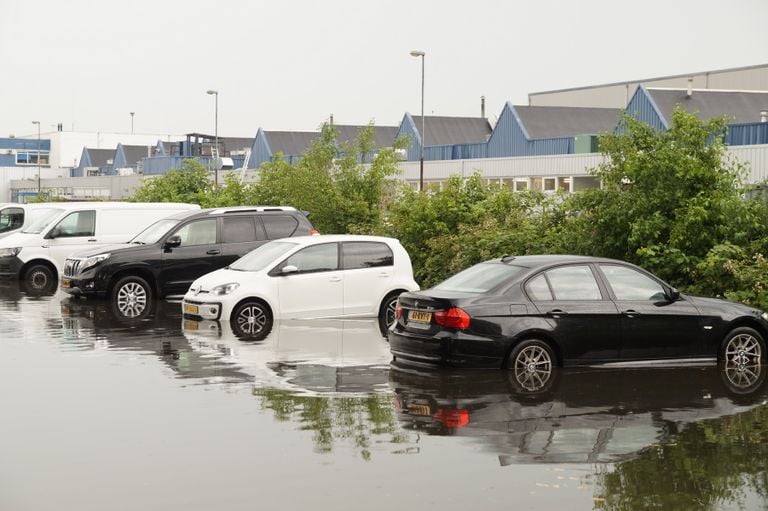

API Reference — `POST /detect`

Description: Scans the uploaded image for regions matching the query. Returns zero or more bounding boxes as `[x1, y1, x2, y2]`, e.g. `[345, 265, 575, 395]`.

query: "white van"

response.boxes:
[0, 202, 95, 240]
[0, 202, 200, 291]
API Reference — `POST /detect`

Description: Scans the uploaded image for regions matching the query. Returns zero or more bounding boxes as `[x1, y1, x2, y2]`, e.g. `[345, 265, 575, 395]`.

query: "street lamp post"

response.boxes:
[206, 89, 219, 187]
[130, 112, 135, 134]
[410, 50, 425, 191]
[32, 121, 41, 194]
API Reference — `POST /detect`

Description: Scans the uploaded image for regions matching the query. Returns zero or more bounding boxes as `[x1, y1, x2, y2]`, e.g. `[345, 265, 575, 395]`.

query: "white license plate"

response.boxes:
[183, 303, 199, 315]
[408, 310, 432, 323]
[61, 278, 71, 289]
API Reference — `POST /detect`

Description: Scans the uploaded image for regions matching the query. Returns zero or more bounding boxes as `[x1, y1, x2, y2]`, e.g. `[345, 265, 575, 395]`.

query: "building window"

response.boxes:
[557, 177, 572, 193]
[514, 179, 529, 192]
[543, 177, 557, 192]
[15, 151, 49, 166]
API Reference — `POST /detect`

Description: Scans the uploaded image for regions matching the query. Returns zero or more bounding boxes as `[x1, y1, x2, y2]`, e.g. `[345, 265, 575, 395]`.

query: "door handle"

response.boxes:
[88, 239, 98, 242]
[329, 276, 342, 282]
[621, 309, 640, 317]
[546, 309, 568, 317]
[378, 272, 391, 278]
[206, 249, 220, 255]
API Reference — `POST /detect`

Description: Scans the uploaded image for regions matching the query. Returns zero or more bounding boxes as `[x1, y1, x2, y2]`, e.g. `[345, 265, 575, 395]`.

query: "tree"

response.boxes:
[131, 159, 214, 206]
[251, 122, 407, 234]
[557, 108, 758, 287]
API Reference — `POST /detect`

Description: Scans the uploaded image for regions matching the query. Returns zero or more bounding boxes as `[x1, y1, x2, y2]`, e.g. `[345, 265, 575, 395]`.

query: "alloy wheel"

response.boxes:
[116, 282, 148, 317]
[512, 344, 553, 392]
[235, 304, 269, 335]
[724, 333, 762, 366]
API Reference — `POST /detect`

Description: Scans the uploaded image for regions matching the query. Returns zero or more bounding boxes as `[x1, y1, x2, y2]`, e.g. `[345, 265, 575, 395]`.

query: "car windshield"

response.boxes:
[22, 208, 64, 234]
[130, 218, 182, 244]
[229, 241, 299, 271]
[434, 262, 527, 293]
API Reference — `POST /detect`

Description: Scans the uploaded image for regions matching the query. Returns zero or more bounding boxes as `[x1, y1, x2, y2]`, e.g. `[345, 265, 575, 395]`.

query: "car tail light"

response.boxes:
[310, 229, 320, 235]
[433, 409, 470, 428]
[434, 307, 471, 329]
[395, 302, 403, 320]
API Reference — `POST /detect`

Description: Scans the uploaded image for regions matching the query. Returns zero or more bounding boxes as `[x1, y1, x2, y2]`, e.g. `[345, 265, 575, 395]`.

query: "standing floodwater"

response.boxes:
[1, 283, 766, 510]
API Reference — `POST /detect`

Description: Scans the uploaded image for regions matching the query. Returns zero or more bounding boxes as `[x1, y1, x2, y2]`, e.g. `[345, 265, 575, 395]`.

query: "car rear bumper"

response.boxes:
[388, 329, 506, 368]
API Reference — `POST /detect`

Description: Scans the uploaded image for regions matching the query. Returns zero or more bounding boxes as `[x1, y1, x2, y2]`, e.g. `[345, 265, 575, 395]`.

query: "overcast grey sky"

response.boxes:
[2, 0, 767, 139]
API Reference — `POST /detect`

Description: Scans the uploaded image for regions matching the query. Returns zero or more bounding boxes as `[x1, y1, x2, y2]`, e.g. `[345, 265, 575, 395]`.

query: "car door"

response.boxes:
[341, 241, 395, 316]
[44, 210, 97, 270]
[219, 215, 267, 265]
[275, 242, 343, 319]
[527, 264, 621, 362]
[597, 264, 702, 360]
[160, 218, 220, 296]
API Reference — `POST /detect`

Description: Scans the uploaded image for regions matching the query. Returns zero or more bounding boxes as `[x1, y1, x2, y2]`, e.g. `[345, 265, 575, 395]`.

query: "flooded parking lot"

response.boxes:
[1, 283, 767, 510]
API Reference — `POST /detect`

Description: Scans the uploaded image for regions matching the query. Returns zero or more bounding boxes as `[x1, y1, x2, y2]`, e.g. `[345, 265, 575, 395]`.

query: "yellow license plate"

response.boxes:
[184, 303, 199, 315]
[408, 404, 431, 416]
[183, 320, 200, 330]
[61, 278, 71, 289]
[408, 310, 432, 323]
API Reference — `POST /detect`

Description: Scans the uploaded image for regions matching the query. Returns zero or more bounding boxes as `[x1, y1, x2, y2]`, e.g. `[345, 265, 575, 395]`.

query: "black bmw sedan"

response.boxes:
[389, 255, 768, 373]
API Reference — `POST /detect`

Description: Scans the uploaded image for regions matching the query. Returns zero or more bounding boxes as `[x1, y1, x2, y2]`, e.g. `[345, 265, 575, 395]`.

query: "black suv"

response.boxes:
[61, 206, 316, 316]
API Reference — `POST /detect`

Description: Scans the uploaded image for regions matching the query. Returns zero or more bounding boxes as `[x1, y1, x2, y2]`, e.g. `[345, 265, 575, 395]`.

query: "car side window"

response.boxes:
[52, 210, 96, 237]
[526, 274, 553, 300]
[0, 207, 23, 232]
[342, 242, 393, 269]
[262, 215, 299, 239]
[173, 219, 217, 246]
[283, 243, 338, 273]
[600, 265, 667, 301]
[545, 265, 602, 300]
[222, 216, 259, 243]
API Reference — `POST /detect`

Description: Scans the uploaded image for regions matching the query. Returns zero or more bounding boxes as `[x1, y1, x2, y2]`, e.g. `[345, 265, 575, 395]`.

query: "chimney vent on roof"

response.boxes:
[481, 95, 486, 118]
[686, 78, 693, 98]
[761, 110, 768, 123]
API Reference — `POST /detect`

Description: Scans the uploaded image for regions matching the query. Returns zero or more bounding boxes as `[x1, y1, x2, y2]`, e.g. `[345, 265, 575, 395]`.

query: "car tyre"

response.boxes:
[506, 339, 556, 393]
[378, 292, 401, 337]
[23, 264, 56, 294]
[112, 275, 152, 319]
[231, 300, 273, 339]
[720, 326, 765, 365]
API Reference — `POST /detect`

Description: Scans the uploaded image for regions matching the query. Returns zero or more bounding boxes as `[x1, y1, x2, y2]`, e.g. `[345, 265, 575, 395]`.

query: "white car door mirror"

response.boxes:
[281, 265, 298, 275]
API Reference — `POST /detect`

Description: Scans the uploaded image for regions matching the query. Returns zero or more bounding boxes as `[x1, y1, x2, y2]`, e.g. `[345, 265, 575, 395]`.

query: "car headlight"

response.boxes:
[0, 247, 21, 258]
[211, 283, 239, 296]
[81, 253, 110, 272]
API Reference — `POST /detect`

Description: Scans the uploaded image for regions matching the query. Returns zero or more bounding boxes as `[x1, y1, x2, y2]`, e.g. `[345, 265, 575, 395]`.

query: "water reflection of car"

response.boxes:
[58, 296, 254, 382]
[390, 255, 768, 370]
[182, 318, 392, 393]
[182, 235, 419, 337]
[390, 362, 768, 464]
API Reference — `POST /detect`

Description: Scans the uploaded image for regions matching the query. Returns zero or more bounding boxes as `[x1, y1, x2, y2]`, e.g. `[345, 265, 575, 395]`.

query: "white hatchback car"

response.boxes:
[181, 235, 419, 335]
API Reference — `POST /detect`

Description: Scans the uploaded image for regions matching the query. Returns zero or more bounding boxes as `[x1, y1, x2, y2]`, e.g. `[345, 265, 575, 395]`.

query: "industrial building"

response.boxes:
[3, 63, 768, 201]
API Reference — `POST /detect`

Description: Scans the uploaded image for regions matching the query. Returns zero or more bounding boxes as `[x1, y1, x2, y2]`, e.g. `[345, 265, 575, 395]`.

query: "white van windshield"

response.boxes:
[130, 218, 182, 245]
[22, 208, 65, 234]
[229, 241, 298, 271]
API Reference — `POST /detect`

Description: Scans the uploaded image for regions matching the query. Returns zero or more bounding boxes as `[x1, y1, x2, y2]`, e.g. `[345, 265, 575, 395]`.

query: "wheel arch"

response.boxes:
[231, 296, 275, 320]
[504, 330, 563, 369]
[108, 268, 158, 298]
[726, 318, 768, 342]
[19, 258, 58, 282]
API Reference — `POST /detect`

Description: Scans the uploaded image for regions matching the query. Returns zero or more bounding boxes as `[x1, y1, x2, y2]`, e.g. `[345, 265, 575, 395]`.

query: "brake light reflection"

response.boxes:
[433, 409, 470, 428]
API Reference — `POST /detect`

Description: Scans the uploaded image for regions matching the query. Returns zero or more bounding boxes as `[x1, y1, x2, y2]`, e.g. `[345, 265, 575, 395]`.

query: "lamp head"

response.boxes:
[206, 90, 218, 95]
[409, 50, 425, 57]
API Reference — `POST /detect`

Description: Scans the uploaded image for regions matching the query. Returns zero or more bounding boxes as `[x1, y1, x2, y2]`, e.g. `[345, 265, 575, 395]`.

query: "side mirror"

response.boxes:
[281, 265, 298, 275]
[164, 235, 182, 249]
[666, 287, 680, 302]
[45, 226, 61, 239]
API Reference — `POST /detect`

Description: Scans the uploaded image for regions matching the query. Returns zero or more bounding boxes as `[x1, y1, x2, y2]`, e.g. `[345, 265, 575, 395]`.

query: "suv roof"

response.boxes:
[163, 206, 306, 221]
